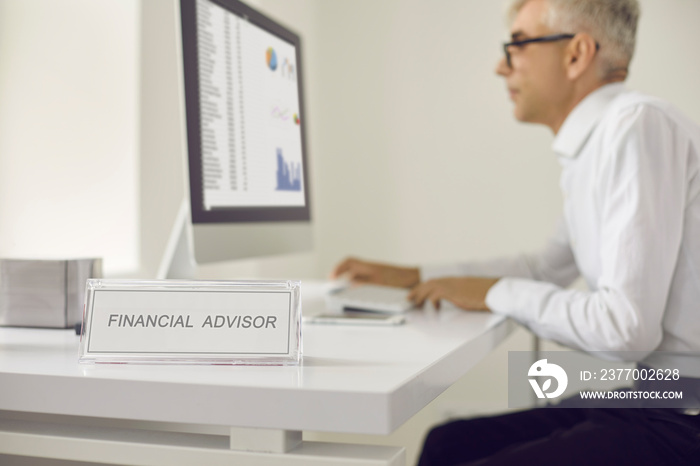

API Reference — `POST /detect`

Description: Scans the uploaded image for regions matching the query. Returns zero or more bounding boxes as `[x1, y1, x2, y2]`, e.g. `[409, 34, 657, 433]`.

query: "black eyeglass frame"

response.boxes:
[502, 33, 600, 68]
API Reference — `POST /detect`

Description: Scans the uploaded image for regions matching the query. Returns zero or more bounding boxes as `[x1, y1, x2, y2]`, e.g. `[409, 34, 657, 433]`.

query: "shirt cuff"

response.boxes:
[485, 277, 549, 325]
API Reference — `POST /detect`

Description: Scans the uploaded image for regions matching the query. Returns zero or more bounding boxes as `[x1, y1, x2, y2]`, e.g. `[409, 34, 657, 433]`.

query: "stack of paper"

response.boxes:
[0, 259, 101, 328]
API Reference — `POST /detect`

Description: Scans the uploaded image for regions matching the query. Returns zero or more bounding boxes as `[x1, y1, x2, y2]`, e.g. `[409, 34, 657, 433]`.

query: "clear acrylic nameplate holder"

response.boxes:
[79, 279, 302, 365]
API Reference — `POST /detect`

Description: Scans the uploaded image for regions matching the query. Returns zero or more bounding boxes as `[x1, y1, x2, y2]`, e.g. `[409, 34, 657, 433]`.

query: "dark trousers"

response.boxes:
[417, 407, 700, 466]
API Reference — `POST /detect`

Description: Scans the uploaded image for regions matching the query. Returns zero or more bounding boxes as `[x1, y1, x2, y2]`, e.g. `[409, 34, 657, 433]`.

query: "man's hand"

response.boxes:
[331, 257, 420, 288]
[408, 277, 500, 311]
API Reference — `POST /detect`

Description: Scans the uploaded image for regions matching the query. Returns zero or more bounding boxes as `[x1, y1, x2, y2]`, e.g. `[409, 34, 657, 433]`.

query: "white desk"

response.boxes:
[0, 282, 515, 465]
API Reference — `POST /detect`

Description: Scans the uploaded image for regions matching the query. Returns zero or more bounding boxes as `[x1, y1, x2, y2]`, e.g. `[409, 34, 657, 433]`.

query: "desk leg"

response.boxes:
[229, 426, 302, 453]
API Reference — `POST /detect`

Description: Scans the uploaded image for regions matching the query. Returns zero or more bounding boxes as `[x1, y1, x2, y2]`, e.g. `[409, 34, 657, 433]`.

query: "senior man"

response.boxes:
[333, 0, 700, 464]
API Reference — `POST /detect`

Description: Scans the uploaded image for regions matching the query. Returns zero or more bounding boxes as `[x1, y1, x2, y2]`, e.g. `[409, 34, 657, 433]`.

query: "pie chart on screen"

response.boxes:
[266, 47, 278, 71]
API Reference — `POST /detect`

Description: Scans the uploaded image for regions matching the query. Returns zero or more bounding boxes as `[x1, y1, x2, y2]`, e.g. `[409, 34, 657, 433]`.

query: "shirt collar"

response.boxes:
[552, 82, 626, 159]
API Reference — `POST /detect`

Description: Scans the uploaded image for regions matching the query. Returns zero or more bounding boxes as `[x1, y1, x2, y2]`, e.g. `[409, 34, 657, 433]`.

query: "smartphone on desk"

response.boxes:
[304, 311, 406, 326]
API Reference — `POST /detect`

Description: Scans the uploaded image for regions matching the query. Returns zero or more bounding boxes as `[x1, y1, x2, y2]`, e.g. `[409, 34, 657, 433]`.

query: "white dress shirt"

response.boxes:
[422, 83, 700, 374]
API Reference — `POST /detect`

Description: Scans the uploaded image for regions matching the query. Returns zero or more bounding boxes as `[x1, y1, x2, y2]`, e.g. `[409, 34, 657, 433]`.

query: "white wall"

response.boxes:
[311, 0, 559, 274]
[0, 0, 139, 274]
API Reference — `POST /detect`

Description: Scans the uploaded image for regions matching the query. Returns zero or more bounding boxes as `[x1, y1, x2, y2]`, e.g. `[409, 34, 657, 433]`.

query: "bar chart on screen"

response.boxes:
[276, 148, 302, 191]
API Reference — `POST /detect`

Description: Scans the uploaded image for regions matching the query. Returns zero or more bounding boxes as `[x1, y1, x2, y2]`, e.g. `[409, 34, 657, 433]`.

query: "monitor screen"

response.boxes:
[180, 0, 311, 224]
[172, 0, 313, 270]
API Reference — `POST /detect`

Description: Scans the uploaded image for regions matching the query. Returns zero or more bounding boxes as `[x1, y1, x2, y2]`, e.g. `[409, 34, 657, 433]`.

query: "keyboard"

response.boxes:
[325, 284, 414, 314]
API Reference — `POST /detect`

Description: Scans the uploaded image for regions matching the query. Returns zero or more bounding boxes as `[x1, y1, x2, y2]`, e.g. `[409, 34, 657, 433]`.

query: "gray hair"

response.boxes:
[509, 0, 640, 78]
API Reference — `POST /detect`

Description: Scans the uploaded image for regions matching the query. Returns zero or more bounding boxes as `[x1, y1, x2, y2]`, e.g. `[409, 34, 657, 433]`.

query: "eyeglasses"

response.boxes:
[502, 33, 599, 68]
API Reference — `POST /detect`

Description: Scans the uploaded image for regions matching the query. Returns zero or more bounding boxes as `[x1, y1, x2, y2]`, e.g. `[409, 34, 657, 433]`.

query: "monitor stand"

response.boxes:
[156, 199, 313, 280]
[157, 199, 196, 279]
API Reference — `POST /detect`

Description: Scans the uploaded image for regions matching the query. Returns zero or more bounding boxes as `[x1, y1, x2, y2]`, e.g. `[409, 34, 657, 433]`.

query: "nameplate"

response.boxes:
[78, 279, 302, 365]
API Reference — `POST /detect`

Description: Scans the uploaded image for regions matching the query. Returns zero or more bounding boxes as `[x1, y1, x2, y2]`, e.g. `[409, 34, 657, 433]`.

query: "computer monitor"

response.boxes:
[161, 0, 312, 278]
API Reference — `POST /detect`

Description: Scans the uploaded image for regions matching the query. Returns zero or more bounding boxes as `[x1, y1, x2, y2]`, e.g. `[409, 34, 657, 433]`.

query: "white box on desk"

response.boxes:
[0, 258, 102, 328]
